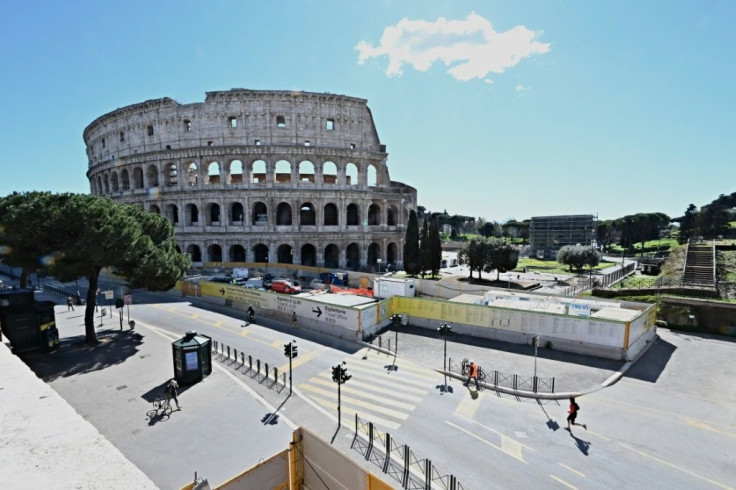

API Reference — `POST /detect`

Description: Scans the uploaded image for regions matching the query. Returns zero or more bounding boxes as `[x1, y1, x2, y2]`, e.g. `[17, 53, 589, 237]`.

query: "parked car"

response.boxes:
[270, 280, 302, 294]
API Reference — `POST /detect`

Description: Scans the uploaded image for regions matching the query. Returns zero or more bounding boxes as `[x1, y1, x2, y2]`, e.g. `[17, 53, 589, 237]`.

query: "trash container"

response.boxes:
[172, 330, 212, 385]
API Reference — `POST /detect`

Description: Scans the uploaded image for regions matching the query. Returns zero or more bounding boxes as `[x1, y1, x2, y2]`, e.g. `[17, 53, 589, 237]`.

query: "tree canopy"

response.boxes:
[458, 236, 518, 280]
[556, 245, 601, 272]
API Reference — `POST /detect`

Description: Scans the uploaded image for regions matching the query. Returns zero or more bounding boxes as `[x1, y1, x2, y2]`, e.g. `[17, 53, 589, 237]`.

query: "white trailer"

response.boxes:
[373, 277, 416, 299]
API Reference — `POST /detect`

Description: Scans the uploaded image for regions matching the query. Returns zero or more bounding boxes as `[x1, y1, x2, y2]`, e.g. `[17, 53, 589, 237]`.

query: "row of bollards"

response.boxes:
[212, 339, 286, 387]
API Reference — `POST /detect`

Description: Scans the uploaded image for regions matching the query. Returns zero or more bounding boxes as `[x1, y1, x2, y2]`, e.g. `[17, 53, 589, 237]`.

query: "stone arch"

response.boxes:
[367, 164, 378, 187]
[229, 245, 246, 262]
[301, 244, 317, 267]
[346, 243, 360, 271]
[387, 205, 397, 226]
[121, 169, 130, 191]
[368, 204, 381, 226]
[206, 203, 221, 225]
[147, 165, 159, 187]
[207, 244, 222, 262]
[299, 202, 316, 226]
[186, 244, 202, 262]
[149, 204, 160, 215]
[252, 201, 268, 226]
[345, 162, 358, 186]
[277, 244, 293, 264]
[111, 171, 120, 192]
[346, 203, 360, 226]
[275, 160, 291, 184]
[252, 244, 269, 263]
[298, 160, 315, 183]
[165, 163, 178, 186]
[252, 159, 266, 184]
[133, 167, 144, 189]
[207, 161, 220, 185]
[186, 162, 199, 187]
[368, 243, 381, 270]
[103, 174, 110, 193]
[387, 242, 398, 267]
[276, 202, 292, 226]
[165, 204, 179, 224]
[97, 176, 103, 195]
[324, 244, 339, 269]
[324, 203, 338, 226]
[230, 202, 244, 224]
[185, 203, 199, 225]
[229, 160, 243, 185]
[323, 161, 337, 184]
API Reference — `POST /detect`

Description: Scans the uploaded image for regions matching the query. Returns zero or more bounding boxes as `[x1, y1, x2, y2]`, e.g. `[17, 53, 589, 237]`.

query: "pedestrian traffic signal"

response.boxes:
[339, 364, 352, 383]
[284, 343, 292, 358]
[437, 323, 453, 336]
[331, 365, 341, 383]
[291, 343, 298, 358]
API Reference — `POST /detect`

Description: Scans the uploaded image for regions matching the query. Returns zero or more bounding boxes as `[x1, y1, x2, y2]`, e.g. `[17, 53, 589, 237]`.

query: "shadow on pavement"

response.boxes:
[23, 331, 145, 382]
[623, 336, 676, 383]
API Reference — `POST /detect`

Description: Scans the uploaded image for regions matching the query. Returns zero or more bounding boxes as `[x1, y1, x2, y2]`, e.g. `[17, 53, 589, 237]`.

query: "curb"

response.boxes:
[436, 369, 581, 400]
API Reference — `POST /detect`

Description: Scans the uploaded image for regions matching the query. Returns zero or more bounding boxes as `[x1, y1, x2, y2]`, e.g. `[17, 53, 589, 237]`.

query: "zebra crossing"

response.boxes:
[298, 348, 438, 430]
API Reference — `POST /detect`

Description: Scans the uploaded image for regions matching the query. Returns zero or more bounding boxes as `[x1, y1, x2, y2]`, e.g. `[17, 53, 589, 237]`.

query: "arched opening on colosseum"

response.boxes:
[346, 243, 360, 271]
[275, 160, 292, 184]
[97, 177, 103, 195]
[133, 167, 144, 189]
[323, 203, 338, 226]
[206, 203, 221, 225]
[299, 202, 316, 226]
[387, 205, 397, 226]
[276, 202, 292, 226]
[252, 160, 266, 184]
[229, 245, 246, 263]
[186, 163, 199, 187]
[165, 204, 179, 224]
[367, 164, 377, 187]
[252, 202, 268, 226]
[299, 161, 315, 183]
[253, 244, 269, 263]
[207, 244, 223, 262]
[277, 244, 293, 264]
[121, 169, 130, 191]
[185, 204, 199, 225]
[324, 244, 339, 269]
[207, 162, 220, 185]
[368, 243, 381, 271]
[166, 163, 178, 187]
[368, 204, 381, 226]
[346, 203, 360, 226]
[323, 161, 337, 184]
[103, 175, 110, 194]
[186, 245, 202, 262]
[230, 203, 244, 224]
[149, 204, 161, 215]
[301, 244, 316, 267]
[345, 163, 358, 186]
[147, 165, 159, 187]
[387, 242, 398, 268]
[229, 160, 243, 185]
[111, 172, 120, 192]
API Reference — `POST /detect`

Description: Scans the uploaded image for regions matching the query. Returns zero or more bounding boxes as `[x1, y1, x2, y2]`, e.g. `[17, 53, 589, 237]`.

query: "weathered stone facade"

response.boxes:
[84, 89, 417, 270]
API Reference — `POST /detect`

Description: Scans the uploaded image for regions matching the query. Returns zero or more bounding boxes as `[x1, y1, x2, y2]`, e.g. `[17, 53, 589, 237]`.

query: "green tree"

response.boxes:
[557, 245, 600, 272]
[429, 217, 442, 277]
[419, 218, 430, 278]
[486, 237, 519, 280]
[458, 237, 487, 280]
[403, 210, 420, 276]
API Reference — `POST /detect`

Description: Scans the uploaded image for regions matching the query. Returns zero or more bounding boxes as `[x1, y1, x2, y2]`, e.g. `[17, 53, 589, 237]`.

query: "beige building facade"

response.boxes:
[84, 89, 417, 270]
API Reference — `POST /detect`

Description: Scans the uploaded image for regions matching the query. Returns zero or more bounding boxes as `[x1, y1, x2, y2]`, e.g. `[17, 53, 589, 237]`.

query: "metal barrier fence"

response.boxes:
[449, 357, 555, 394]
[353, 414, 463, 489]
[210, 339, 286, 392]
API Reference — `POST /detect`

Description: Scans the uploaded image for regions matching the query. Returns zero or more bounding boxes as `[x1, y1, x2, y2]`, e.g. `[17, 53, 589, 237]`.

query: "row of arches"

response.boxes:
[92, 158, 386, 196]
[182, 241, 400, 271]
[152, 201, 401, 227]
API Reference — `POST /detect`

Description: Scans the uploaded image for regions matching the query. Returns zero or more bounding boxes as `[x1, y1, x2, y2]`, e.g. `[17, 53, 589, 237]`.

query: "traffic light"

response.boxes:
[291, 343, 298, 358]
[437, 323, 453, 336]
[339, 364, 352, 383]
[284, 343, 292, 358]
[331, 365, 341, 383]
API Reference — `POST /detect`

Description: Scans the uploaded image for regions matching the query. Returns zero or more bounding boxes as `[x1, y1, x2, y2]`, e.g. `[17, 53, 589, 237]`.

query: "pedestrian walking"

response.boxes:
[66, 297, 74, 311]
[463, 361, 480, 390]
[292, 311, 298, 329]
[565, 396, 586, 432]
[164, 379, 181, 410]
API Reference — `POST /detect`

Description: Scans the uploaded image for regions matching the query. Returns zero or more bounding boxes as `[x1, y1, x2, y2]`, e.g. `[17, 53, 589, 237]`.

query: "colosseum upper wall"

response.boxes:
[84, 89, 417, 271]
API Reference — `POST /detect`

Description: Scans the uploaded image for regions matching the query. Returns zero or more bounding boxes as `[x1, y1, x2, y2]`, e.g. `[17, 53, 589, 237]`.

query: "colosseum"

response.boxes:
[84, 89, 417, 271]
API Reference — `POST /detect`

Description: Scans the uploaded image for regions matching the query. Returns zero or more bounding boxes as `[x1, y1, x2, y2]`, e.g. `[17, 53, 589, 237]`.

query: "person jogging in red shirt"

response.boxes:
[566, 396, 586, 432]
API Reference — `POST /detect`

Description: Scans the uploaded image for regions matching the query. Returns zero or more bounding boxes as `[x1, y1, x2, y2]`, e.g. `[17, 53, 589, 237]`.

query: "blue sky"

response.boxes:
[0, 1, 733, 222]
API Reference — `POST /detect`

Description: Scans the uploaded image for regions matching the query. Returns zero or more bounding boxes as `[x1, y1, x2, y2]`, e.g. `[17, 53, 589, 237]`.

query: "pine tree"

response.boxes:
[404, 210, 420, 276]
[419, 218, 430, 278]
[429, 217, 442, 277]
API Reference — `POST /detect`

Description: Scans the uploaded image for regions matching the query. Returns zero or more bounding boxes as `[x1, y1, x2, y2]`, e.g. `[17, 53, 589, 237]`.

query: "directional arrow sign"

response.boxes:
[219, 288, 226, 296]
[312, 306, 322, 318]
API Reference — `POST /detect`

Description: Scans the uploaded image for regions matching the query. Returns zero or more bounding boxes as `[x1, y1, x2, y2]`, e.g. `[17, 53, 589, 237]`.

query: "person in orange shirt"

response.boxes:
[463, 361, 479, 389]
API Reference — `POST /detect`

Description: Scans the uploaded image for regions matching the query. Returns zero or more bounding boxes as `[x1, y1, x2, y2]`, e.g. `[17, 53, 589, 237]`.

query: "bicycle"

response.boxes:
[147, 395, 172, 420]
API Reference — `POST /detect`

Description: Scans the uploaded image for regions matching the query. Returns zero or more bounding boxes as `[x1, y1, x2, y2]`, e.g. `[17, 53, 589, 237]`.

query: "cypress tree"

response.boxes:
[404, 210, 420, 276]
[429, 217, 442, 277]
[419, 218, 430, 278]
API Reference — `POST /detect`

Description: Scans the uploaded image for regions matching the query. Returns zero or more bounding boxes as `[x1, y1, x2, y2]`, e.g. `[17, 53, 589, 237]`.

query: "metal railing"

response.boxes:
[210, 339, 286, 393]
[449, 357, 555, 394]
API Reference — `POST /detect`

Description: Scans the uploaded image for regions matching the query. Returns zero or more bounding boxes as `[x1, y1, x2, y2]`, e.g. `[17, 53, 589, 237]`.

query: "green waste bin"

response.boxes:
[172, 330, 212, 385]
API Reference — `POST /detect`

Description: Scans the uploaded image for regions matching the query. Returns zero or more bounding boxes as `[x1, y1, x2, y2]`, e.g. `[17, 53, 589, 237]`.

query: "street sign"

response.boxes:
[123, 294, 132, 305]
[104, 289, 114, 300]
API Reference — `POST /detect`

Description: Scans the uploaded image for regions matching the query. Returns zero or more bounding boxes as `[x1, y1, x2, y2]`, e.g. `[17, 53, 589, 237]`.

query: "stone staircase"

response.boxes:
[683, 241, 716, 286]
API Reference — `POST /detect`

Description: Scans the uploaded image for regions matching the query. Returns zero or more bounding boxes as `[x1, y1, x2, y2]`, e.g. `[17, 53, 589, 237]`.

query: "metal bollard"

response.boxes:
[234, 348, 237, 360]
[273, 367, 278, 381]
[257, 359, 261, 374]
[379, 336, 382, 348]
[227, 346, 230, 359]
[283, 372, 287, 386]
[265, 363, 269, 378]
[241, 352, 244, 365]
[248, 355, 253, 369]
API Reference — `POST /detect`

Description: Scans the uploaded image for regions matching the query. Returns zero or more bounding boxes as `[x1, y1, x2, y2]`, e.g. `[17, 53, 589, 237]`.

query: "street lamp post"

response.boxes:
[507, 273, 512, 292]
[284, 340, 298, 395]
[377, 258, 382, 274]
[437, 323, 453, 393]
[533, 335, 539, 380]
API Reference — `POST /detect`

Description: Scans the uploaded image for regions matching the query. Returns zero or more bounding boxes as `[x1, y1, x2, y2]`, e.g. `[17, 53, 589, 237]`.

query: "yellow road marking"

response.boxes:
[347, 363, 431, 388]
[550, 475, 578, 489]
[307, 376, 424, 403]
[618, 443, 734, 490]
[299, 384, 409, 419]
[313, 370, 428, 395]
[558, 463, 585, 478]
[239, 329, 250, 337]
[191, 314, 200, 319]
[304, 378, 417, 410]
[305, 394, 401, 430]
[682, 416, 736, 439]
[271, 340, 282, 348]
[445, 420, 526, 463]
[501, 436, 524, 461]
[457, 415, 535, 453]
[455, 393, 480, 419]
[214, 321, 223, 327]
[276, 346, 326, 373]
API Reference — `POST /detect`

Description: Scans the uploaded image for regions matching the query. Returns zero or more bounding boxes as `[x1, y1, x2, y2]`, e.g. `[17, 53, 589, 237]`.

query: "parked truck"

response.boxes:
[372, 277, 416, 299]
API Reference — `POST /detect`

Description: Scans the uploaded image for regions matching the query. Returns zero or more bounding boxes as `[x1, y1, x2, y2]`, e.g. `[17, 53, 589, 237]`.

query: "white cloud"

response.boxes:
[355, 12, 550, 81]
[515, 84, 531, 92]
